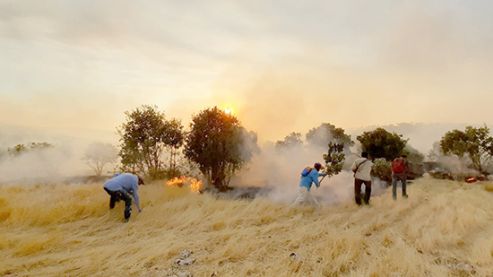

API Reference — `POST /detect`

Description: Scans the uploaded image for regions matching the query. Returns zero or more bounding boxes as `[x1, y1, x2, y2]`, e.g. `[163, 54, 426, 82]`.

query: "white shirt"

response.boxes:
[352, 158, 373, 181]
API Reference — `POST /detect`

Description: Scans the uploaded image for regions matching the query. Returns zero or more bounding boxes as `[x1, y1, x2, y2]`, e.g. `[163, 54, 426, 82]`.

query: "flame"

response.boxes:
[190, 178, 204, 193]
[166, 176, 187, 188]
[166, 176, 203, 193]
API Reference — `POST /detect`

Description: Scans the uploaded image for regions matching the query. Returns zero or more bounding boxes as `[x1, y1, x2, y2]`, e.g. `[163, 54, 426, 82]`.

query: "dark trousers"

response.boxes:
[354, 178, 372, 205]
[104, 187, 132, 220]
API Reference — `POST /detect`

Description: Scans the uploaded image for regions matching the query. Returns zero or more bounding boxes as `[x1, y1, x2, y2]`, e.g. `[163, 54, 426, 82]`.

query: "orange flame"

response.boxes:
[166, 176, 187, 188]
[190, 178, 204, 193]
[166, 176, 204, 193]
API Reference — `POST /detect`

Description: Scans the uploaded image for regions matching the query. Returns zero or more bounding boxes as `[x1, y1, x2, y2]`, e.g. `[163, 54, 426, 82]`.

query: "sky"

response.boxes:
[1, 0, 492, 143]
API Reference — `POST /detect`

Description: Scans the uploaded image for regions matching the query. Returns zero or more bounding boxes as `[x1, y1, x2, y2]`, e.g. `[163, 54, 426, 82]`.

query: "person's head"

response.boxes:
[137, 175, 145, 186]
[314, 162, 324, 171]
[361, 151, 369, 158]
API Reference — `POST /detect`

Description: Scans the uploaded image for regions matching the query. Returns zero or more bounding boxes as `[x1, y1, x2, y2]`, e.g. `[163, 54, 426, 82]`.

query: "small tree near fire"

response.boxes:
[84, 142, 119, 176]
[184, 107, 256, 191]
[440, 125, 493, 174]
[357, 128, 407, 161]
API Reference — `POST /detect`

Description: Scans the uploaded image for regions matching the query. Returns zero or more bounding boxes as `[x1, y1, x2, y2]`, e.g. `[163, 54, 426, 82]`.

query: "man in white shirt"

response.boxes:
[351, 152, 374, 205]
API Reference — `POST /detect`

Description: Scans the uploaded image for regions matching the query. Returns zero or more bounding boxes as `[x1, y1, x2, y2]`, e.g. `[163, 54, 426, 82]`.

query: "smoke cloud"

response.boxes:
[0, 127, 118, 184]
[232, 137, 386, 205]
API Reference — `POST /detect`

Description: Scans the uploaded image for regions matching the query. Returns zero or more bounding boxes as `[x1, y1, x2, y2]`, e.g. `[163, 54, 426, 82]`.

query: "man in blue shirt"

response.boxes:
[293, 163, 327, 206]
[103, 173, 144, 221]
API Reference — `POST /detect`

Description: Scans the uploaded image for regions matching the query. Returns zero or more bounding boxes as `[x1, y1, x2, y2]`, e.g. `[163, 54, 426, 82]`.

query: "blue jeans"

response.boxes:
[392, 174, 407, 199]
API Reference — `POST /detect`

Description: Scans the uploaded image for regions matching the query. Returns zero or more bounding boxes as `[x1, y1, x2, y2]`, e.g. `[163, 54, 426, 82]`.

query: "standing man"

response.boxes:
[351, 152, 374, 206]
[391, 154, 409, 200]
[103, 173, 144, 221]
[293, 163, 327, 206]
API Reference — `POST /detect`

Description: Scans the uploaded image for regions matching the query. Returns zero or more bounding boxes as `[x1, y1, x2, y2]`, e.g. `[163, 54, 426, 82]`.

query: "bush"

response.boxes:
[371, 158, 392, 183]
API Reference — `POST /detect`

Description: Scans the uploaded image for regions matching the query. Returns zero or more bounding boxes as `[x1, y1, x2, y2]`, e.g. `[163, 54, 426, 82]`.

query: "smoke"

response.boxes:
[232, 137, 374, 205]
[0, 142, 87, 184]
[0, 127, 118, 184]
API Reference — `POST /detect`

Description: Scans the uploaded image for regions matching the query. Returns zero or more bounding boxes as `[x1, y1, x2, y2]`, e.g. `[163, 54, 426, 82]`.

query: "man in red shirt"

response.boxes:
[391, 154, 409, 200]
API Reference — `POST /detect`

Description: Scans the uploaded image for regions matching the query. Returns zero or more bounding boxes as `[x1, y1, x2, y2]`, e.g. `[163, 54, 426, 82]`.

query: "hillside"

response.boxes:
[1, 178, 493, 276]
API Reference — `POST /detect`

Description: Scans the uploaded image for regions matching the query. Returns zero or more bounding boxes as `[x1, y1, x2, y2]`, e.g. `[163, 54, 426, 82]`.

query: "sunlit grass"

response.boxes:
[1, 178, 493, 276]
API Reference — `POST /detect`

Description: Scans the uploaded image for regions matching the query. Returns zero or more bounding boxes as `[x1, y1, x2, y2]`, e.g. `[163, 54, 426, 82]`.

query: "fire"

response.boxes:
[190, 179, 204, 193]
[166, 176, 187, 188]
[166, 176, 204, 193]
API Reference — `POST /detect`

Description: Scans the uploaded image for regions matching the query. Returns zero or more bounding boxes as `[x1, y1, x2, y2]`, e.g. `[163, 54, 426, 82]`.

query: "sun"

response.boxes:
[224, 107, 234, 115]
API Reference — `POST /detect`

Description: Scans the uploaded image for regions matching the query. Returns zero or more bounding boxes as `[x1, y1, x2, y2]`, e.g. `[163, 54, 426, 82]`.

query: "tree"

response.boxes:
[118, 105, 184, 179]
[440, 126, 493, 174]
[162, 118, 185, 176]
[357, 128, 407, 161]
[184, 107, 257, 191]
[275, 132, 303, 150]
[7, 142, 53, 156]
[84, 142, 119, 176]
[306, 123, 353, 149]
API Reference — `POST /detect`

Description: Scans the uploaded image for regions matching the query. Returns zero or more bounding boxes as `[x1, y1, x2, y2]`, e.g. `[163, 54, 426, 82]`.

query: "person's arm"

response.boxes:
[312, 171, 321, 187]
[351, 160, 358, 172]
[132, 183, 142, 212]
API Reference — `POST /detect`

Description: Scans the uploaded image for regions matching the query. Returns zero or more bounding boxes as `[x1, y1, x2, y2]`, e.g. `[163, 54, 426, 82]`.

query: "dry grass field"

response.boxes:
[1, 178, 493, 276]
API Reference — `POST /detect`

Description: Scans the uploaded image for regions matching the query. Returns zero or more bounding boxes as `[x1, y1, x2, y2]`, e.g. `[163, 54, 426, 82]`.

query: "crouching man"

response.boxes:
[292, 163, 327, 206]
[103, 173, 144, 221]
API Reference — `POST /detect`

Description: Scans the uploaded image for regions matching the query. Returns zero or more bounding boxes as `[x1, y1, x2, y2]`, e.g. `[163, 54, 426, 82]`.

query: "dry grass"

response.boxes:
[1, 178, 493, 276]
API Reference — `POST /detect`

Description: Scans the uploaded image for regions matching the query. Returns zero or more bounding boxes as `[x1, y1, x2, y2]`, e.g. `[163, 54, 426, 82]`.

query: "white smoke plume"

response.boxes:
[0, 128, 118, 184]
[232, 139, 383, 205]
[0, 142, 87, 184]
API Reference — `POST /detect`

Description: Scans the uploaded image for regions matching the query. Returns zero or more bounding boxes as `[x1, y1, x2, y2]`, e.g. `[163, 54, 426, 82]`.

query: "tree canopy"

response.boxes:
[306, 123, 353, 148]
[275, 132, 303, 150]
[357, 128, 407, 161]
[184, 107, 257, 191]
[118, 105, 184, 178]
[440, 126, 493, 174]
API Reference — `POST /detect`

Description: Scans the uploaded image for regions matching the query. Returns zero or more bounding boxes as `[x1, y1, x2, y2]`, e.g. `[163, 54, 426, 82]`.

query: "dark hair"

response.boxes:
[314, 163, 322, 171]
[361, 151, 369, 158]
[137, 176, 145, 185]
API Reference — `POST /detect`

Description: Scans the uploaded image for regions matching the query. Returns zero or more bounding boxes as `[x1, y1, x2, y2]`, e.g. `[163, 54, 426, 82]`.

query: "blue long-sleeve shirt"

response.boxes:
[299, 168, 326, 191]
[104, 173, 141, 211]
